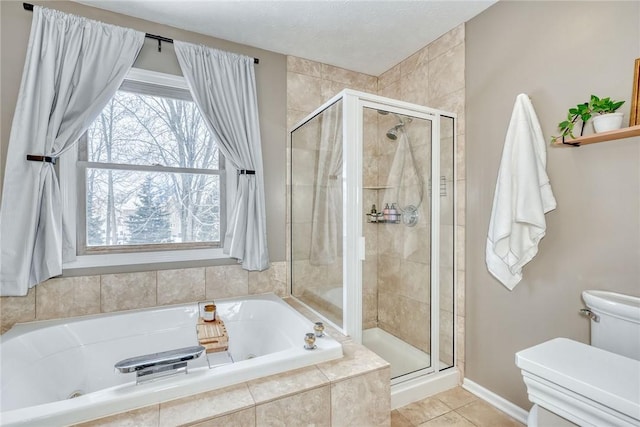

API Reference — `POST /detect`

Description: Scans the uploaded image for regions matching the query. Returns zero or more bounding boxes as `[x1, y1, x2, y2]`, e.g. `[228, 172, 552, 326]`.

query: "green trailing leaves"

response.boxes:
[551, 95, 625, 142]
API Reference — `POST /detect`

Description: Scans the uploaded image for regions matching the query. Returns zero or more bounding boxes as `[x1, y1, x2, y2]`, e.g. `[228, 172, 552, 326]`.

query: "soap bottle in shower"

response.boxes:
[383, 203, 390, 222]
[390, 203, 398, 223]
[370, 204, 378, 223]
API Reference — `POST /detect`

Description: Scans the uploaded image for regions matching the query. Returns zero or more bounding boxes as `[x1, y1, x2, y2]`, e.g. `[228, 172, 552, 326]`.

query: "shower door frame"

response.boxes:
[290, 89, 457, 381]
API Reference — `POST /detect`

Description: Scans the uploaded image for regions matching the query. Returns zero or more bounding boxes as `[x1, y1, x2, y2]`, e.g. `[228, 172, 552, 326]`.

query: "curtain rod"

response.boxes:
[22, 2, 259, 64]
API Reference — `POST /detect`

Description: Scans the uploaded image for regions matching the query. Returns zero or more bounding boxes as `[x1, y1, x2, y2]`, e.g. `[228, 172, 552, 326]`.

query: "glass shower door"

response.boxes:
[290, 100, 344, 328]
[361, 105, 435, 381]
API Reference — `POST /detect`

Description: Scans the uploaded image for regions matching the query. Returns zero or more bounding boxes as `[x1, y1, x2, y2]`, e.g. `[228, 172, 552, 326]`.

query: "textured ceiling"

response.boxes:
[74, 0, 496, 76]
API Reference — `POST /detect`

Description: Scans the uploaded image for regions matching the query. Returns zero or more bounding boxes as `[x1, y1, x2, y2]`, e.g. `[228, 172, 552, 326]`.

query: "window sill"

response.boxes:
[63, 248, 230, 272]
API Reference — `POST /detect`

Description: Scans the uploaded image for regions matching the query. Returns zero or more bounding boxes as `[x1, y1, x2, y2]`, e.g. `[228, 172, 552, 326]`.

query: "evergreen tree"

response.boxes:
[126, 176, 172, 244]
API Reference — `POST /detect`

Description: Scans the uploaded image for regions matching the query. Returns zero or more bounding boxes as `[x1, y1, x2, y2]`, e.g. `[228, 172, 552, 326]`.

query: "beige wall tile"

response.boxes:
[400, 69, 430, 106]
[330, 368, 390, 427]
[159, 384, 254, 427]
[428, 43, 465, 102]
[205, 264, 249, 299]
[73, 405, 159, 427]
[456, 134, 466, 181]
[429, 24, 465, 61]
[0, 287, 35, 333]
[378, 80, 401, 99]
[248, 261, 287, 296]
[378, 63, 401, 90]
[190, 408, 256, 427]
[256, 385, 330, 427]
[100, 271, 156, 313]
[456, 269, 466, 316]
[157, 268, 205, 305]
[36, 276, 101, 320]
[287, 56, 322, 77]
[247, 366, 329, 404]
[287, 72, 323, 113]
[400, 45, 429, 77]
[321, 63, 377, 92]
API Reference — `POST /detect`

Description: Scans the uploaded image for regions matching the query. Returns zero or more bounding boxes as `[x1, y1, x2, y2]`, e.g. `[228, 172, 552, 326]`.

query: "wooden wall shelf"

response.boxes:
[552, 125, 640, 147]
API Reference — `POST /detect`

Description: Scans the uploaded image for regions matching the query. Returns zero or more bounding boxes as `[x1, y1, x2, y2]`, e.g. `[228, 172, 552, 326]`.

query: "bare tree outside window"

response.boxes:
[81, 89, 222, 250]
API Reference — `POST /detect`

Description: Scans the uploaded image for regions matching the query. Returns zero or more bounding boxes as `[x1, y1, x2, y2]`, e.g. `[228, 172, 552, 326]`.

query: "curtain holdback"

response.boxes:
[238, 169, 255, 175]
[26, 154, 57, 165]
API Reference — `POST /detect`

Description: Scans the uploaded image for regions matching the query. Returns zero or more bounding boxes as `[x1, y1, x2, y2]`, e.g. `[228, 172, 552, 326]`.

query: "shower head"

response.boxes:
[386, 123, 404, 140]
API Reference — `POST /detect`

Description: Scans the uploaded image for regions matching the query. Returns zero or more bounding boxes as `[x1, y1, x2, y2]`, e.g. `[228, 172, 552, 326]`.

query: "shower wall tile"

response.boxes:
[378, 63, 401, 90]
[400, 260, 430, 303]
[456, 270, 466, 316]
[36, 276, 101, 320]
[456, 133, 466, 180]
[287, 56, 322, 78]
[378, 79, 401, 100]
[457, 180, 466, 226]
[401, 45, 429, 77]
[75, 405, 160, 427]
[330, 368, 390, 427]
[430, 88, 465, 125]
[0, 287, 35, 334]
[378, 290, 430, 352]
[428, 42, 465, 101]
[321, 63, 377, 92]
[158, 383, 254, 426]
[205, 264, 249, 299]
[101, 271, 157, 313]
[288, 108, 311, 131]
[157, 268, 205, 305]
[287, 72, 323, 113]
[255, 385, 331, 427]
[291, 184, 315, 223]
[400, 69, 430, 106]
[429, 24, 465, 61]
[291, 222, 312, 261]
[456, 225, 465, 271]
[249, 261, 287, 297]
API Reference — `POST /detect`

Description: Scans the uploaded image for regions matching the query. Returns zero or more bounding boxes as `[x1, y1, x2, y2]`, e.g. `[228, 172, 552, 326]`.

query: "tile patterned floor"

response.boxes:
[392, 387, 525, 427]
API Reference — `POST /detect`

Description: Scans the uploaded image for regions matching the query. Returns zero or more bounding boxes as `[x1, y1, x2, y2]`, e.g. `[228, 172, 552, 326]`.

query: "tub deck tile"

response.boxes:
[159, 383, 254, 427]
[247, 365, 330, 405]
[73, 404, 159, 427]
[316, 340, 390, 382]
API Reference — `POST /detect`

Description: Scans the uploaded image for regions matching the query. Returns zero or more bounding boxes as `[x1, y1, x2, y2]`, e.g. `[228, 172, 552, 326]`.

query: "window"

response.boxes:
[62, 68, 231, 269]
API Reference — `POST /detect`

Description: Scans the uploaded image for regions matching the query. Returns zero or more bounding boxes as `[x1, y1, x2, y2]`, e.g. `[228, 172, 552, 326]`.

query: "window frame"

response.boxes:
[61, 68, 234, 271]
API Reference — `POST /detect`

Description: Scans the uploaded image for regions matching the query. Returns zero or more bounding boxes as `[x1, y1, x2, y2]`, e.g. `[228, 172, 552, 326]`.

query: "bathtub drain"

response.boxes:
[68, 390, 84, 399]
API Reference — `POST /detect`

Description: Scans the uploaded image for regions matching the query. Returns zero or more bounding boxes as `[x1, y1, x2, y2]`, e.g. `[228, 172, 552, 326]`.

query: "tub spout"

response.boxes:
[115, 345, 205, 384]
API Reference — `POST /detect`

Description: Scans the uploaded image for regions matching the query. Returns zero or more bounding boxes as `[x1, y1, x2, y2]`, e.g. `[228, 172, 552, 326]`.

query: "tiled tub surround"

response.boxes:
[1, 294, 344, 425]
[0, 263, 287, 334]
[74, 299, 390, 426]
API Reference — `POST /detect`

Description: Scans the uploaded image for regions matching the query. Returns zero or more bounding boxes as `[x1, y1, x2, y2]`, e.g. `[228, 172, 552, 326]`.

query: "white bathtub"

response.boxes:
[0, 293, 343, 426]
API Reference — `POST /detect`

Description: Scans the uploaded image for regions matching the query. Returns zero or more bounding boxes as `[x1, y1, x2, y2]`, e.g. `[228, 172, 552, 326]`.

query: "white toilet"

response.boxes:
[516, 290, 640, 427]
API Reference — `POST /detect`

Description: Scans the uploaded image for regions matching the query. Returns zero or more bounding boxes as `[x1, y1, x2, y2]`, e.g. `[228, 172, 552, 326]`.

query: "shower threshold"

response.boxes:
[363, 327, 449, 380]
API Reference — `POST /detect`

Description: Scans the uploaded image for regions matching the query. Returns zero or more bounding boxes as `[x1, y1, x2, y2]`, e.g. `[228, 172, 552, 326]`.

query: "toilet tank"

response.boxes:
[582, 290, 640, 361]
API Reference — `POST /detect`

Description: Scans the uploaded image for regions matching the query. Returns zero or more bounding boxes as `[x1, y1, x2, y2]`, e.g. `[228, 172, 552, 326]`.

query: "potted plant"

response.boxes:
[552, 95, 625, 142]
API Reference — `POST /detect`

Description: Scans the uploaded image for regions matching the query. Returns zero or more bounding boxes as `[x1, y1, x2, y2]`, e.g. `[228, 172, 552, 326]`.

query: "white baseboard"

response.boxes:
[462, 378, 529, 425]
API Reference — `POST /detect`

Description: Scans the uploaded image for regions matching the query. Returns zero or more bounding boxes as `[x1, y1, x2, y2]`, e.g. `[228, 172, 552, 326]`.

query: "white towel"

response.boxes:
[486, 94, 557, 290]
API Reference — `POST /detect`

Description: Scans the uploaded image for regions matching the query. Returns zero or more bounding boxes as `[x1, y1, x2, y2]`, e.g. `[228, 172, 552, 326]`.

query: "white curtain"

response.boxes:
[174, 41, 269, 271]
[310, 101, 343, 265]
[0, 7, 144, 296]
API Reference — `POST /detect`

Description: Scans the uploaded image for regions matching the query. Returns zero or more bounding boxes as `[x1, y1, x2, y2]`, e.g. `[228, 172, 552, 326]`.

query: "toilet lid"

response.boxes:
[516, 338, 640, 419]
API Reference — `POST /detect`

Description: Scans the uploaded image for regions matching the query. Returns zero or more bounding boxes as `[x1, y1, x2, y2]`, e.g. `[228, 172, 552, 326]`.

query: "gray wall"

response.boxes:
[0, 0, 287, 263]
[466, 1, 640, 408]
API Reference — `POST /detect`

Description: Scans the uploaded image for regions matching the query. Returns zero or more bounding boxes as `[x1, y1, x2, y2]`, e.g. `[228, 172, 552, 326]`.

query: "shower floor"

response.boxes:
[363, 327, 432, 379]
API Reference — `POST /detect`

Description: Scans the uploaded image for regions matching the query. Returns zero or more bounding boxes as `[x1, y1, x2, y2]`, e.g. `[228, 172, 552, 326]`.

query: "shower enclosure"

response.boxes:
[290, 90, 457, 402]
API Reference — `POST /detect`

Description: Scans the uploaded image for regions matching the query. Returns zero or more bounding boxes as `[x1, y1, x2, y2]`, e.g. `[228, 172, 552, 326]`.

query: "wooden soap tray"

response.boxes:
[196, 317, 229, 354]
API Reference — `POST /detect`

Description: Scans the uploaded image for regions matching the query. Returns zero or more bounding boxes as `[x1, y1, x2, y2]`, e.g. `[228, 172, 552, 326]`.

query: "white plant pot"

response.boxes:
[592, 112, 624, 133]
